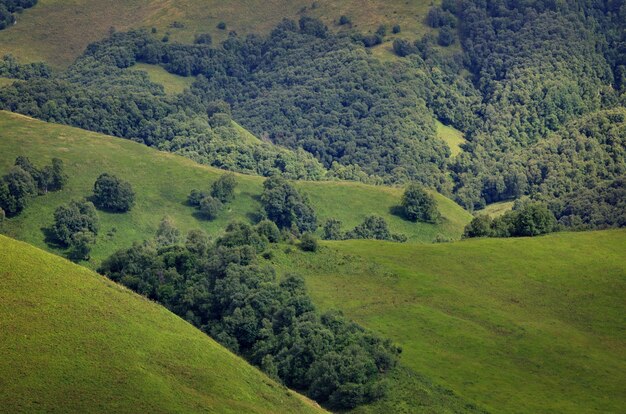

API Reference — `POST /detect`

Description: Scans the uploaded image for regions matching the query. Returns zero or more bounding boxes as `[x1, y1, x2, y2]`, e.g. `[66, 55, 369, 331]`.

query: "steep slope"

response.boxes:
[0, 0, 436, 68]
[0, 235, 326, 413]
[0, 110, 471, 267]
[273, 230, 626, 413]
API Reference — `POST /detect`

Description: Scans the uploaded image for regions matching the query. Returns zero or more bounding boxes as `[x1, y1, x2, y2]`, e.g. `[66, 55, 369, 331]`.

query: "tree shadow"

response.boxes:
[389, 205, 405, 219]
[41, 226, 64, 249]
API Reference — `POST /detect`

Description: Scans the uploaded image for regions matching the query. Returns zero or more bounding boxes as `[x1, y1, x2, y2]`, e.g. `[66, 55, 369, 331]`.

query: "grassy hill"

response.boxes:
[272, 230, 626, 413]
[0, 111, 472, 267]
[0, 235, 326, 413]
[0, 0, 438, 68]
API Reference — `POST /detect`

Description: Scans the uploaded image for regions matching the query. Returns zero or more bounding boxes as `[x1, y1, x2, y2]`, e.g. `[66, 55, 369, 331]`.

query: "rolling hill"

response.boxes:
[0, 0, 438, 68]
[0, 234, 326, 413]
[272, 230, 626, 413]
[0, 110, 472, 267]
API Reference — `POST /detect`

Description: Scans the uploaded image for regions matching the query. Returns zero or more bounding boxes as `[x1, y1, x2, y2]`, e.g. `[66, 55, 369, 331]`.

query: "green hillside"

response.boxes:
[129, 63, 195, 95]
[0, 111, 472, 267]
[272, 230, 626, 413]
[0, 235, 326, 413]
[0, 0, 437, 68]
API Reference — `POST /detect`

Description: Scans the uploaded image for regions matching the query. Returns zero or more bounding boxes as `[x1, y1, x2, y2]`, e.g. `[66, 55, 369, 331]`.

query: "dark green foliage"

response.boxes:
[401, 183, 440, 223]
[300, 232, 318, 252]
[0, 54, 51, 80]
[392, 39, 418, 57]
[68, 231, 95, 262]
[13, 156, 67, 194]
[463, 215, 493, 238]
[260, 175, 317, 233]
[338, 15, 351, 26]
[464, 202, 557, 238]
[93, 173, 135, 212]
[426, 7, 456, 29]
[210, 172, 237, 203]
[199, 196, 222, 220]
[98, 223, 399, 410]
[185, 229, 210, 256]
[299, 16, 328, 38]
[0, 207, 5, 225]
[187, 189, 208, 207]
[217, 22, 226, 30]
[194, 33, 212, 45]
[322, 218, 343, 240]
[392, 25, 401, 34]
[345, 215, 406, 242]
[52, 200, 99, 246]
[0, 166, 36, 216]
[155, 216, 181, 247]
[255, 219, 281, 243]
[437, 26, 456, 47]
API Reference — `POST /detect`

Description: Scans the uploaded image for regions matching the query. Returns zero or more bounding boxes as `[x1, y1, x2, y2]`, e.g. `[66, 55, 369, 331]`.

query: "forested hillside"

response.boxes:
[0, 0, 624, 231]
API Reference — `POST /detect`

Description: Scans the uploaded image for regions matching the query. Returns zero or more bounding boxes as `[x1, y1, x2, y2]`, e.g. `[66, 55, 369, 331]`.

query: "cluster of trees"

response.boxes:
[260, 175, 317, 234]
[0, 54, 50, 79]
[52, 200, 99, 260]
[0, 156, 67, 217]
[0, 0, 37, 30]
[92, 173, 135, 212]
[401, 183, 440, 223]
[322, 215, 407, 242]
[98, 221, 400, 409]
[188, 172, 237, 220]
[464, 202, 557, 238]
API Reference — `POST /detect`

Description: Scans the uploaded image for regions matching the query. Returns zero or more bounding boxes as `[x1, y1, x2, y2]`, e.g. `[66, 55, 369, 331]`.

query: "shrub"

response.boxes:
[187, 189, 209, 206]
[199, 196, 223, 220]
[438, 26, 456, 47]
[53, 200, 99, 246]
[392, 24, 401, 34]
[211, 172, 237, 203]
[217, 21, 227, 30]
[69, 231, 95, 262]
[194, 33, 212, 45]
[401, 183, 440, 223]
[155, 216, 181, 247]
[261, 175, 317, 233]
[322, 218, 343, 240]
[463, 215, 493, 238]
[93, 173, 135, 212]
[300, 232, 318, 252]
[338, 15, 351, 25]
[256, 219, 281, 243]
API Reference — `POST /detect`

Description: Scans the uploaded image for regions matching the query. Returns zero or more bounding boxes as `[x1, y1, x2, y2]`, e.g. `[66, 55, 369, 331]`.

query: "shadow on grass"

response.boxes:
[41, 226, 64, 249]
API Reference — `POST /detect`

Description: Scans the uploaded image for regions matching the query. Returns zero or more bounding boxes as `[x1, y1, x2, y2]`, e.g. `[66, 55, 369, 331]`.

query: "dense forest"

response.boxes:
[0, 0, 624, 230]
[99, 220, 400, 409]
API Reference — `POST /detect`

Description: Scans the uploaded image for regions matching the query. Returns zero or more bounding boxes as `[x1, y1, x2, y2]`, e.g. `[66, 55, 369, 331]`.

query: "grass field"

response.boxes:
[0, 111, 471, 267]
[271, 230, 626, 413]
[0, 0, 438, 68]
[477, 200, 515, 218]
[0, 235, 326, 413]
[436, 120, 466, 157]
[129, 63, 195, 94]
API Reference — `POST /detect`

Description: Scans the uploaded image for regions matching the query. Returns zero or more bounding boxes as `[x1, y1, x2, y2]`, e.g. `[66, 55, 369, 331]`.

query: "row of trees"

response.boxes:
[464, 202, 557, 238]
[98, 220, 400, 409]
[322, 215, 407, 242]
[0, 156, 67, 217]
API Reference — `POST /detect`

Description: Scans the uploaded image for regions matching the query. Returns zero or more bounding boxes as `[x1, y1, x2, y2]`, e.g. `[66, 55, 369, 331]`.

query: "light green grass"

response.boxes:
[129, 63, 195, 94]
[436, 120, 466, 157]
[0, 77, 18, 87]
[0, 111, 471, 268]
[0, 235, 327, 413]
[0, 0, 438, 68]
[271, 230, 626, 413]
[477, 200, 515, 218]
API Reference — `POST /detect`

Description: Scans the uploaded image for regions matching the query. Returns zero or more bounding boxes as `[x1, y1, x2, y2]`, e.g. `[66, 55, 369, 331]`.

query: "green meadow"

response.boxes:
[272, 230, 626, 413]
[436, 120, 466, 158]
[0, 111, 471, 267]
[129, 63, 195, 95]
[0, 235, 326, 413]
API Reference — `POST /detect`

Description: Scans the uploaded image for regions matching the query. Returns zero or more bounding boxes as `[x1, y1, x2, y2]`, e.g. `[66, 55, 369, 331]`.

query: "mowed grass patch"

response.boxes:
[0, 235, 326, 414]
[477, 200, 515, 218]
[0, 111, 471, 268]
[0, 0, 438, 68]
[271, 230, 626, 413]
[128, 63, 195, 94]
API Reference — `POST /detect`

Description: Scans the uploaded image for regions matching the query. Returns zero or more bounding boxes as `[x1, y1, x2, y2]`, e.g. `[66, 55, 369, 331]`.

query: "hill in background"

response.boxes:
[0, 110, 471, 267]
[0, 0, 436, 68]
[0, 235, 326, 413]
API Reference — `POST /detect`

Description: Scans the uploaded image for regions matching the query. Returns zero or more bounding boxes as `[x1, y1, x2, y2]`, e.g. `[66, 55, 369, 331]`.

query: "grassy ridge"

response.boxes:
[0, 0, 438, 68]
[0, 235, 326, 413]
[0, 111, 471, 267]
[272, 230, 626, 413]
